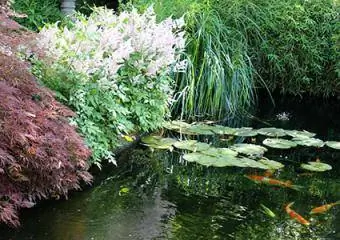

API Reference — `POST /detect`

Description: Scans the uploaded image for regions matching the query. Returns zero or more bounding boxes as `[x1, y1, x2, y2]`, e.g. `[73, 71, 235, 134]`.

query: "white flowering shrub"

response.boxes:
[35, 6, 186, 166]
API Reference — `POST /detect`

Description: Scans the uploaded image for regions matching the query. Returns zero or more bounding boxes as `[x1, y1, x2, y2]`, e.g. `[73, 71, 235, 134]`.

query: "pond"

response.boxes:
[1, 96, 340, 240]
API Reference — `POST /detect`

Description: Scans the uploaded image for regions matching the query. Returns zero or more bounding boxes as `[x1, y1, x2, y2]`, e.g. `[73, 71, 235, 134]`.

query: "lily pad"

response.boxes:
[234, 127, 258, 137]
[292, 137, 324, 147]
[186, 124, 215, 135]
[263, 138, 297, 149]
[301, 162, 332, 172]
[325, 141, 340, 150]
[182, 152, 236, 167]
[182, 153, 269, 169]
[286, 130, 316, 138]
[141, 136, 177, 150]
[163, 120, 191, 130]
[230, 143, 267, 156]
[211, 125, 237, 135]
[258, 158, 284, 170]
[236, 157, 269, 169]
[203, 147, 238, 157]
[257, 127, 286, 137]
[173, 140, 210, 152]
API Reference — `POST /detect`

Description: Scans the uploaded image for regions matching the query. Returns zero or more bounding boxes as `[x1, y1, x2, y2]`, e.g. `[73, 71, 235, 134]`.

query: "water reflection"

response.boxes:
[1, 96, 340, 239]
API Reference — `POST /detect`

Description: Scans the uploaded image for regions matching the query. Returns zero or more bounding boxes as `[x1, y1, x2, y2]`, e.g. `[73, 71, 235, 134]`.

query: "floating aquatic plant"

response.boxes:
[292, 137, 324, 148]
[141, 136, 177, 150]
[301, 162, 332, 172]
[325, 141, 340, 150]
[257, 127, 286, 137]
[285, 130, 316, 138]
[263, 138, 297, 149]
[173, 140, 210, 152]
[230, 143, 267, 156]
[258, 158, 284, 170]
[234, 127, 258, 137]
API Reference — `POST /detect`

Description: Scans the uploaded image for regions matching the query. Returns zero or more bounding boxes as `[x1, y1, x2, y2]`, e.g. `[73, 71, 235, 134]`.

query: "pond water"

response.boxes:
[1, 96, 340, 240]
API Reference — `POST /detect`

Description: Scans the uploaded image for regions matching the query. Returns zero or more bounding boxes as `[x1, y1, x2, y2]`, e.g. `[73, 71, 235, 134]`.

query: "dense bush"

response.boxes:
[0, 54, 92, 226]
[34, 6, 186, 166]
[214, 0, 339, 96]
[10, 0, 63, 31]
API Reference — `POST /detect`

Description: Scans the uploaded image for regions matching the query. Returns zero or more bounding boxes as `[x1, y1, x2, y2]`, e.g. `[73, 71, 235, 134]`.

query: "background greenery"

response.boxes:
[131, 0, 339, 120]
[10, 0, 63, 31]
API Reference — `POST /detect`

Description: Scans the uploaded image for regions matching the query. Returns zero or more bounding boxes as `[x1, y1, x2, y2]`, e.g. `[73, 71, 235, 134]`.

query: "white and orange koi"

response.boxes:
[285, 202, 310, 226]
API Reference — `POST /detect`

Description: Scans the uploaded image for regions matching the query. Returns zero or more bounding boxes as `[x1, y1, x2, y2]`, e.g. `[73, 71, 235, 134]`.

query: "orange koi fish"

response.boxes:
[310, 201, 340, 214]
[245, 175, 303, 190]
[285, 202, 310, 226]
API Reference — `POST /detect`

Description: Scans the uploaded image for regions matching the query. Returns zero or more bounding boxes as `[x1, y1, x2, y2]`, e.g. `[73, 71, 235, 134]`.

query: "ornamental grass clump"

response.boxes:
[36, 6, 186, 166]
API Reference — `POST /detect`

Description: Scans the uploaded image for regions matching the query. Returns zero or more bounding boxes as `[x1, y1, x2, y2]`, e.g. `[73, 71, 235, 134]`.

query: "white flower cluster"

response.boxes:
[38, 6, 186, 81]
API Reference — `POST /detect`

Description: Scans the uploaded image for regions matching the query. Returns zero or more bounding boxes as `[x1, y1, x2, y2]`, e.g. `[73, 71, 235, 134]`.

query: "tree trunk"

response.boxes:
[60, 0, 76, 15]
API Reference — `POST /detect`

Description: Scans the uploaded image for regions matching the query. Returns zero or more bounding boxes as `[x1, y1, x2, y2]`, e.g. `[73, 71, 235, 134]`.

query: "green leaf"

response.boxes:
[301, 162, 332, 172]
[292, 137, 324, 147]
[203, 147, 238, 157]
[173, 140, 210, 152]
[211, 125, 237, 135]
[258, 158, 284, 170]
[257, 127, 286, 137]
[163, 120, 191, 130]
[263, 138, 297, 149]
[325, 141, 340, 150]
[285, 130, 316, 138]
[230, 143, 267, 156]
[141, 136, 177, 150]
[234, 127, 258, 137]
[186, 124, 215, 135]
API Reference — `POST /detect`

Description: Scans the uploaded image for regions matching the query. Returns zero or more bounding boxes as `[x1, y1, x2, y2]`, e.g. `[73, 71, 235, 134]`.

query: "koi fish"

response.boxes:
[310, 201, 340, 214]
[285, 202, 310, 226]
[245, 175, 303, 191]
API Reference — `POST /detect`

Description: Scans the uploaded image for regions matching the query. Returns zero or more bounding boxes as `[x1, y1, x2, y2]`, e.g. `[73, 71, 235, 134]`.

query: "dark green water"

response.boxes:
[1, 96, 340, 240]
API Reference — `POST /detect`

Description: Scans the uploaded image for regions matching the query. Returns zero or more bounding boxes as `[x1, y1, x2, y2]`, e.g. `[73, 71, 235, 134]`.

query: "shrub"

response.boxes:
[0, 54, 92, 226]
[35, 6, 186, 166]
[10, 0, 64, 31]
[213, 0, 339, 96]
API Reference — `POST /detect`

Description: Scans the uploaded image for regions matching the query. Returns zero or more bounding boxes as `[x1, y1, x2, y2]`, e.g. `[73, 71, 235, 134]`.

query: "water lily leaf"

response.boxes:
[174, 140, 210, 152]
[325, 141, 340, 150]
[230, 143, 267, 156]
[286, 130, 316, 138]
[141, 136, 177, 150]
[234, 127, 258, 137]
[258, 158, 284, 170]
[141, 135, 164, 145]
[301, 162, 332, 172]
[236, 157, 269, 169]
[263, 138, 297, 149]
[186, 124, 215, 135]
[163, 120, 191, 130]
[257, 127, 286, 137]
[182, 152, 236, 167]
[211, 125, 237, 135]
[203, 147, 238, 157]
[182, 153, 269, 169]
[292, 137, 324, 147]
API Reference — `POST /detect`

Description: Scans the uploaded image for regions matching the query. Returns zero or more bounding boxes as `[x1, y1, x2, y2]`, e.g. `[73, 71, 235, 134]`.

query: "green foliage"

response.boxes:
[33, 7, 185, 166]
[131, 0, 339, 122]
[213, 0, 339, 96]
[10, 0, 64, 31]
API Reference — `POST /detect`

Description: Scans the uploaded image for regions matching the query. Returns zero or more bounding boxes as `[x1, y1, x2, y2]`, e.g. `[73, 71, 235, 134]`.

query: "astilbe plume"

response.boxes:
[38, 6, 186, 84]
[0, 54, 92, 226]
